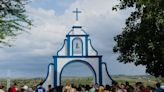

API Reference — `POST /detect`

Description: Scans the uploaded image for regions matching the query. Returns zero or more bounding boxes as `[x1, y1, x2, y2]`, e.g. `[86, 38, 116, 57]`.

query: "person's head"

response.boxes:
[156, 83, 161, 88]
[20, 88, 25, 92]
[121, 83, 125, 89]
[38, 82, 43, 88]
[14, 83, 17, 86]
[135, 82, 143, 88]
[95, 83, 98, 86]
[23, 85, 28, 90]
[65, 81, 70, 86]
[99, 86, 104, 92]
[112, 81, 117, 86]
[81, 85, 85, 88]
[125, 81, 129, 86]
[0, 84, 4, 89]
[90, 82, 94, 88]
[28, 88, 33, 92]
[48, 85, 52, 89]
[139, 85, 145, 90]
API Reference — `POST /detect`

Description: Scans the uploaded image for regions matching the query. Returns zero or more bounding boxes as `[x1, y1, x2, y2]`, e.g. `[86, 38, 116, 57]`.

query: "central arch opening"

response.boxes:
[60, 60, 97, 86]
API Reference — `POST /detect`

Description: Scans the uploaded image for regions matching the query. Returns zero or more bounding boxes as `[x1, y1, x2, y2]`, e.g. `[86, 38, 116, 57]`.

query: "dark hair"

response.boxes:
[125, 81, 129, 85]
[14, 83, 17, 86]
[156, 83, 161, 88]
[0, 85, 4, 89]
[48, 85, 51, 88]
[39, 82, 43, 86]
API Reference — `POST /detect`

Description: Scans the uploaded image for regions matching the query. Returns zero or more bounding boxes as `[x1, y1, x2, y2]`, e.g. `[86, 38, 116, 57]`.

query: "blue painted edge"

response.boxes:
[88, 39, 98, 55]
[72, 37, 83, 56]
[37, 63, 54, 87]
[67, 29, 74, 34]
[72, 26, 82, 28]
[66, 34, 89, 37]
[85, 35, 88, 56]
[99, 57, 102, 85]
[101, 62, 115, 82]
[57, 39, 67, 56]
[59, 60, 97, 85]
[67, 36, 70, 56]
[53, 57, 57, 86]
[53, 56, 102, 58]
[67, 27, 89, 36]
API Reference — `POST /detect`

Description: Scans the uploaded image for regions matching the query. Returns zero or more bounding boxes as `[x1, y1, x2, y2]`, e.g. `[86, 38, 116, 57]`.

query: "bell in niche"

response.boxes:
[76, 43, 79, 49]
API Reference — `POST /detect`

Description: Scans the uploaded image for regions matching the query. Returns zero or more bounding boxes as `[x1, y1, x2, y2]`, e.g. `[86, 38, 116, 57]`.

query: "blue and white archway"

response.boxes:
[41, 9, 114, 88]
[41, 24, 114, 88]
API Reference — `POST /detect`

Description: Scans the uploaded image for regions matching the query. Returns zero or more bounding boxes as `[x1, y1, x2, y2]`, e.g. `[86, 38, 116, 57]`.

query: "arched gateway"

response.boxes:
[41, 8, 114, 88]
[59, 60, 97, 84]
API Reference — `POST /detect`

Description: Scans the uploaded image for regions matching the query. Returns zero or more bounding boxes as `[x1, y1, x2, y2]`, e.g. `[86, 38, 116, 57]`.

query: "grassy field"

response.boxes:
[61, 76, 94, 86]
[112, 75, 161, 87]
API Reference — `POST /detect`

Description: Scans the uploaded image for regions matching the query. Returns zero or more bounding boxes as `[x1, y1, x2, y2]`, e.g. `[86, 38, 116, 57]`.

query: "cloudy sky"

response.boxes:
[0, 0, 146, 78]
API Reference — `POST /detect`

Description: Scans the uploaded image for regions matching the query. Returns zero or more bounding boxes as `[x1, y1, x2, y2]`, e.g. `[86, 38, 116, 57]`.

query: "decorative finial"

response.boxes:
[72, 8, 82, 21]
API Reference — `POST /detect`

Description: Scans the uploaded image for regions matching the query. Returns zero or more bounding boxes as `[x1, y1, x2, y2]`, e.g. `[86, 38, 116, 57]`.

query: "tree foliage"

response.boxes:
[0, 0, 32, 46]
[113, 0, 164, 77]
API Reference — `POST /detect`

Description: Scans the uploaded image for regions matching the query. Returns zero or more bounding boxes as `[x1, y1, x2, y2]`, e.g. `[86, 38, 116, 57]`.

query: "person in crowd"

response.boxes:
[81, 85, 86, 92]
[36, 83, 45, 92]
[28, 87, 33, 92]
[125, 82, 129, 89]
[124, 82, 134, 92]
[85, 84, 90, 91]
[134, 82, 143, 92]
[139, 85, 150, 92]
[20, 87, 25, 92]
[104, 85, 111, 92]
[23, 85, 29, 92]
[0, 83, 5, 92]
[9, 83, 17, 92]
[77, 84, 81, 91]
[94, 83, 99, 91]
[64, 82, 72, 92]
[46, 85, 52, 92]
[89, 83, 95, 92]
[120, 83, 127, 92]
[156, 83, 163, 92]
[112, 82, 122, 92]
[70, 84, 77, 92]
[98, 85, 104, 92]
[49, 88, 57, 92]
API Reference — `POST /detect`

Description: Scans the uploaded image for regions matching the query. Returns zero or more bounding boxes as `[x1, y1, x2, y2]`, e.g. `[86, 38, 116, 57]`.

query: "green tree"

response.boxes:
[0, 0, 32, 46]
[113, 0, 164, 77]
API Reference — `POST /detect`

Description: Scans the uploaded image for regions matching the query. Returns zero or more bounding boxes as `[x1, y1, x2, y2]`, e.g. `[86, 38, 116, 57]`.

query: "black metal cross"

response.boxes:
[72, 8, 82, 21]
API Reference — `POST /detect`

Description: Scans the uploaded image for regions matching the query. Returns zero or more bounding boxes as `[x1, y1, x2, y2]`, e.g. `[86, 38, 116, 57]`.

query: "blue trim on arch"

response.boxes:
[39, 63, 54, 87]
[66, 35, 89, 37]
[53, 56, 102, 58]
[67, 27, 88, 36]
[54, 57, 57, 86]
[101, 62, 115, 82]
[67, 36, 70, 56]
[88, 39, 98, 55]
[72, 26, 82, 28]
[99, 56, 102, 85]
[57, 39, 67, 56]
[67, 29, 74, 35]
[72, 37, 83, 56]
[59, 60, 97, 85]
[85, 35, 88, 56]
